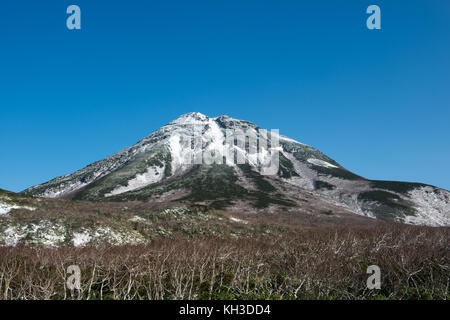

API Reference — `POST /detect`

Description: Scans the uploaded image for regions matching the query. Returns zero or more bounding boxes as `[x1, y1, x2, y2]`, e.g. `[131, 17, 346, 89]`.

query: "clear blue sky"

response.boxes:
[1, 0, 449, 192]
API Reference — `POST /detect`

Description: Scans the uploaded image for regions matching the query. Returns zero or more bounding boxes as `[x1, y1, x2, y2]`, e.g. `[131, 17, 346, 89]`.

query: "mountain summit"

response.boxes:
[23, 113, 450, 226]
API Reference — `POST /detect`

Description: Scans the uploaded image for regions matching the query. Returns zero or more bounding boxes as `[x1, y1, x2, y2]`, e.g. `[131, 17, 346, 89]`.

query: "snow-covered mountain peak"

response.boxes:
[22, 112, 450, 227]
[168, 112, 210, 125]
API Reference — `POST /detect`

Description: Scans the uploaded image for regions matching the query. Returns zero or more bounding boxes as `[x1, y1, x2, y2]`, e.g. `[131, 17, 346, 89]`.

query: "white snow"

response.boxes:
[163, 114, 284, 176]
[40, 180, 89, 198]
[169, 134, 194, 174]
[203, 119, 226, 163]
[105, 165, 165, 197]
[0, 203, 35, 215]
[37, 223, 66, 246]
[0, 223, 148, 247]
[307, 158, 338, 168]
[72, 231, 92, 247]
[1, 222, 65, 247]
[403, 187, 450, 226]
[279, 135, 305, 145]
[230, 217, 248, 224]
[129, 215, 146, 222]
[168, 112, 210, 125]
[2, 227, 24, 246]
[94, 226, 143, 245]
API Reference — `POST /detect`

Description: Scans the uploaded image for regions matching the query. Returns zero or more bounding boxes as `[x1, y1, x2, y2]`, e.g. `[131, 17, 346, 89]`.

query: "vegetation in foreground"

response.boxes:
[0, 225, 448, 300]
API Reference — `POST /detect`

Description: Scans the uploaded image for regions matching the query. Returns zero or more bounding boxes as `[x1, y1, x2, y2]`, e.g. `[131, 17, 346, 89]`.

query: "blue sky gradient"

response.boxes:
[1, 0, 449, 191]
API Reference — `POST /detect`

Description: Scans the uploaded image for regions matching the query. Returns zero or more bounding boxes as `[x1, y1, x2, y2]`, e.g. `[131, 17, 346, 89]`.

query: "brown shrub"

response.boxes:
[0, 224, 448, 300]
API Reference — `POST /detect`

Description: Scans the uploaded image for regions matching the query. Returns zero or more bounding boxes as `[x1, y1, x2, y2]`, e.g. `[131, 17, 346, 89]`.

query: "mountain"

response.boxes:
[22, 112, 450, 226]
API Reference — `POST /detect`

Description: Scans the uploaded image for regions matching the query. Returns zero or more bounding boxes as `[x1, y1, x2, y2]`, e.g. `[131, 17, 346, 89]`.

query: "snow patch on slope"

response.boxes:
[72, 230, 92, 247]
[403, 187, 450, 226]
[168, 112, 209, 125]
[32, 170, 110, 198]
[0, 223, 145, 247]
[2, 227, 23, 246]
[105, 165, 165, 197]
[169, 134, 193, 174]
[307, 158, 338, 168]
[93, 226, 144, 245]
[279, 135, 306, 145]
[230, 217, 248, 224]
[0, 203, 35, 215]
[2, 222, 65, 246]
[166, 115, 283, 174]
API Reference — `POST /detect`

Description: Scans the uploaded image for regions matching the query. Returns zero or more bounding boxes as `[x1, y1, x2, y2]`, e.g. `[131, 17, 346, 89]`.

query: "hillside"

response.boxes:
[22, 113, 450, 227]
